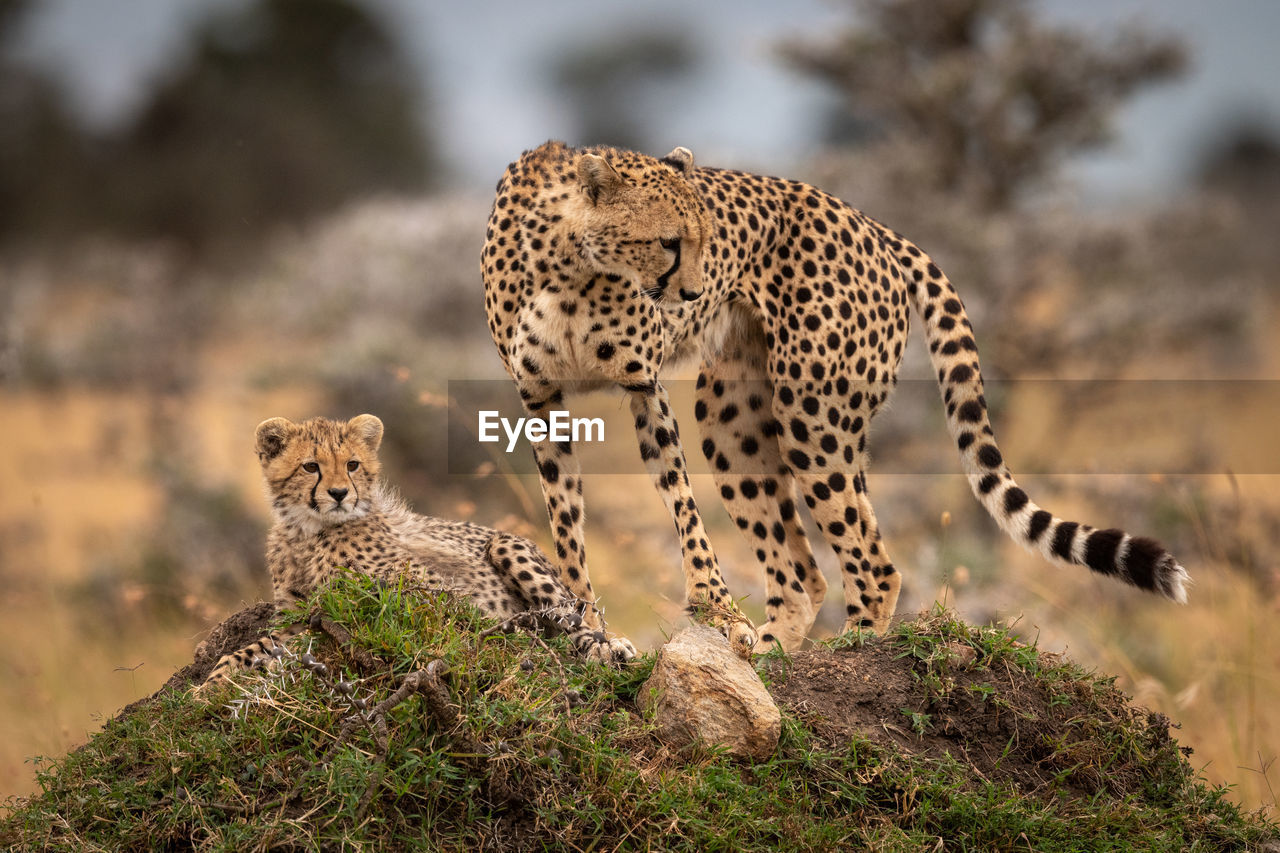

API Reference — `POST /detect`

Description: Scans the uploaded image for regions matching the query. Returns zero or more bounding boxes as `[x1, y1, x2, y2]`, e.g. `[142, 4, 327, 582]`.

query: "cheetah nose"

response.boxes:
[327, 487, 349, 503]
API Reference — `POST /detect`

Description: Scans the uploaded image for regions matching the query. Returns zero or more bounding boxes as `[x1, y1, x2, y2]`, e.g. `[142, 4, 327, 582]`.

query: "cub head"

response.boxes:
[573, 146, 709, 305]
[255, 414, 384, 532]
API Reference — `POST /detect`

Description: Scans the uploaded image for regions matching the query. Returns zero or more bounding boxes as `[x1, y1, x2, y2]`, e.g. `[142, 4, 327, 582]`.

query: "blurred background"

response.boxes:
[1, 0, 1277, 816]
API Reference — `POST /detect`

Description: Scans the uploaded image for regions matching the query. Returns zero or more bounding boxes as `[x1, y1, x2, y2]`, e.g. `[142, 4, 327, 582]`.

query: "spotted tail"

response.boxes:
[900, 247, 1190, 603]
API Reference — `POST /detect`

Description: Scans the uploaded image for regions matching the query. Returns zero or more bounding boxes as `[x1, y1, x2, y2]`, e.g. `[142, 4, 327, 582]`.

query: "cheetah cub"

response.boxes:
[198, 414, 635, 692]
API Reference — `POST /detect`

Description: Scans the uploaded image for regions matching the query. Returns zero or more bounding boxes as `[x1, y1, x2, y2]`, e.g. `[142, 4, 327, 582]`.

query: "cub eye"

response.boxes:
[302, 462, 319, 474]
[347, 460, 360, 472]
[659, 237, 680, 251]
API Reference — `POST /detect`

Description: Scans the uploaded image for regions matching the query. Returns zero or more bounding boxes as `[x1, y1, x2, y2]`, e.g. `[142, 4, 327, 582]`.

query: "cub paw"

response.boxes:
[583, 632, 638, 665]
[606, 635, 638, 662]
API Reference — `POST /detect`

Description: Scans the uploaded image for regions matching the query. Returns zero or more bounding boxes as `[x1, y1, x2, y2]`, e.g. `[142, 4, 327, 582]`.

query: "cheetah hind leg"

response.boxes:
[486, 533, 636, 664]
[191, 621, 307, 700]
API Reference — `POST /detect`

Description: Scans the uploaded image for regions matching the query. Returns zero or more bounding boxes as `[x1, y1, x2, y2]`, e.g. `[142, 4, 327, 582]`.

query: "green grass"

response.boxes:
[1, 577, 1274, 852]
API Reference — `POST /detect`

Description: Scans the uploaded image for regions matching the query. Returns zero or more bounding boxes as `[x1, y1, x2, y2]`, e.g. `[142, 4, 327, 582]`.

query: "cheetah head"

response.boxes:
[255, 414, 384, 532]
[573, 146, 709, 306]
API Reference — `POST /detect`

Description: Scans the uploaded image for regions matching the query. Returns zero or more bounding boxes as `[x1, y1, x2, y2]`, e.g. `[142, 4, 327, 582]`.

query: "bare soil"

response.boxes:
[765, 637, 1180, 799]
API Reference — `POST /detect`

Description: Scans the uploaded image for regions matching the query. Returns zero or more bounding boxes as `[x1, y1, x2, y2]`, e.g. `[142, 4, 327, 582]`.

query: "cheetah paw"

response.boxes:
[752, 634, 781, 655]
[585, 633, 638, 665]
[751, 619, 808, 654]
[687, 601, 758, 658]
[841, 615, 890, 638]
[599, 630, 640, 666]
[724, 619, 758, 659]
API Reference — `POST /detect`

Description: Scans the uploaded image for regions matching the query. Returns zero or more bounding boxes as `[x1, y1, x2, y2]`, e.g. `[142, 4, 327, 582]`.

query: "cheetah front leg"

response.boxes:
[694, 367, 827, 653]
[525, 410, 603, 630]
[628, 383, 757, 657]
[486, 533, 636, 663]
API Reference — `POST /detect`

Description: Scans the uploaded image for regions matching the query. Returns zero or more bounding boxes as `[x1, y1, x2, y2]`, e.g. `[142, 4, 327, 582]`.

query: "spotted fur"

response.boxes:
[481, 141, 1189, 654]
[199, 414, 635, 691]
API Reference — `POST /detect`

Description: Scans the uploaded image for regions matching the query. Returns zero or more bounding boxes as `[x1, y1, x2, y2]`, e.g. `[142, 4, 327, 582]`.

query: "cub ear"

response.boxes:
[578, 153, 625, 205]
[659, 146, 695, 176]
[348, 413, 384, 452]
[255, 417, 294, 461]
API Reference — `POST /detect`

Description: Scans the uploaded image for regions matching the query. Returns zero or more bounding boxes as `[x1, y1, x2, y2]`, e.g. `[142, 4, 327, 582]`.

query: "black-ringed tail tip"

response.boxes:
[964, 462, 1191, 604]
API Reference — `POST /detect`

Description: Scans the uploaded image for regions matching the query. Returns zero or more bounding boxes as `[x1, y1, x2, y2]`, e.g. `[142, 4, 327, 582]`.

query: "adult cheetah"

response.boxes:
[480, 141, 1189, 654]
[199, 414, 634, 691]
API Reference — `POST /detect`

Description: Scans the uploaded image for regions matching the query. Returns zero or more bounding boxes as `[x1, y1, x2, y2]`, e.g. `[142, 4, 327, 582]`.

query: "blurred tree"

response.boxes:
[1195, 117, 1280, 197]
[1193, 117, 1280, 271]
[0, 0, 21, 30]
[1, 0, 436, 256]
[550, 31, 699, 152]
[95, 0, 436, 254]
[0, 0, 91, 238]
[781, 0, 1186, 209]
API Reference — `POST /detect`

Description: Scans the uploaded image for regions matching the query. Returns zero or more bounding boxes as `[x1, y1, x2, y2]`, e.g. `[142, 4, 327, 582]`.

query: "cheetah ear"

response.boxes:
[578, 153, 625, 205]
[348, 414, 384, 453]
[255, 417, 294, 461]
[659, 146, 695, 176]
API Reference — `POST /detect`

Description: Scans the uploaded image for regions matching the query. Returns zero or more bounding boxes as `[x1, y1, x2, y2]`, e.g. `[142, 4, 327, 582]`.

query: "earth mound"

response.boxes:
[3, 581, 1273, 852]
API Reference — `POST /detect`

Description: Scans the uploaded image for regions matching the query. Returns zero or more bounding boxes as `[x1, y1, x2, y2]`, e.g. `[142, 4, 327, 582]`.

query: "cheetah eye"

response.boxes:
[659, 237, 680, 251]
[302, 462, 319, 474]
[347, 460, 360, 472]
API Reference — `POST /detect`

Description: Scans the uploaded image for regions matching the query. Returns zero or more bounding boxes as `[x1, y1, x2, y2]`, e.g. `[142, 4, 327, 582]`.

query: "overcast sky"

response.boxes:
[9, 0, 1280, 204]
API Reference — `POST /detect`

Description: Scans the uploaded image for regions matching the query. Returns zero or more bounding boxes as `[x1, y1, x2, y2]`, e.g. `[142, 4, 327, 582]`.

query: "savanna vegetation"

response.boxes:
[1, 0, 1277, 840]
